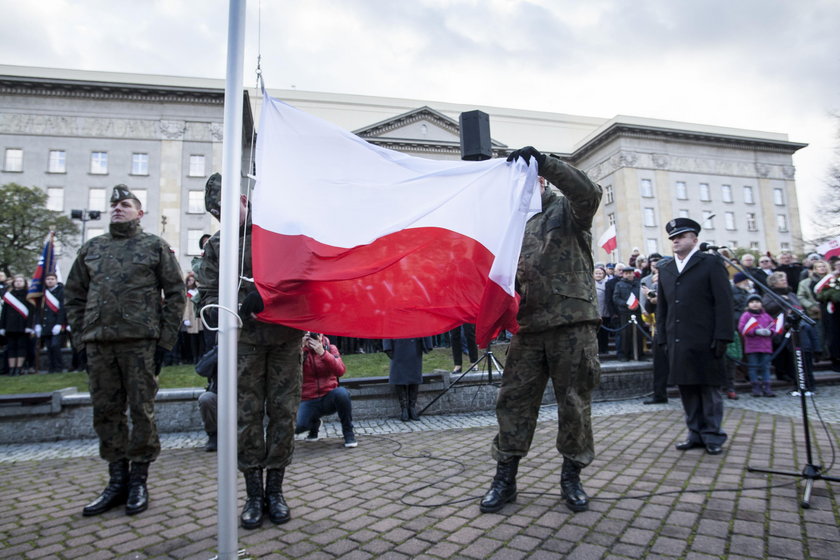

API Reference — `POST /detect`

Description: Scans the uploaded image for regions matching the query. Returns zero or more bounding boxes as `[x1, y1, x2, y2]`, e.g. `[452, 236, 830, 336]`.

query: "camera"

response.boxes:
[308, 332, 320, 340]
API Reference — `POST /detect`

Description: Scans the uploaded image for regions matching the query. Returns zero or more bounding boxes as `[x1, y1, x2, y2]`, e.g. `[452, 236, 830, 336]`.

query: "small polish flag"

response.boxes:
[626, 292, 639, 310]
[816, 235, 840, 260]
[774, 313, 785, 335]
[741, 316, 758, 335]
[814, 274, 832, 294]
[598, 224, 617, 254]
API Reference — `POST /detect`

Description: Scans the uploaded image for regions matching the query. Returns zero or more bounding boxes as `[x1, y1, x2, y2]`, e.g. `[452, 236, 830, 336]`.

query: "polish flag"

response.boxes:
[626, 292, 639, 310]
[814, 274, 832, 294]
[816, 236, 840, 260]
[774, 313, 785, 335]
[741, 316, 758, 336]
[250, 92, 542, 347]
[598, 224, 617, 254]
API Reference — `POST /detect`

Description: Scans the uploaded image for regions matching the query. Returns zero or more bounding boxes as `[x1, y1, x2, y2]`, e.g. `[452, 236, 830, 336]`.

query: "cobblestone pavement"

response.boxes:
[1, 389, 839, 559]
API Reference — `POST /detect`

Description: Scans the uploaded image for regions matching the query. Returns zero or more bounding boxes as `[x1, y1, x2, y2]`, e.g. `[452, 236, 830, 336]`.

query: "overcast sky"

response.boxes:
[2, 0, 838, 238]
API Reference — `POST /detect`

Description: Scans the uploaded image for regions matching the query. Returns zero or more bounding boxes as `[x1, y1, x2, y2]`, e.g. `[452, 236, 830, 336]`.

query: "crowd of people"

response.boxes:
[593, 245, 840, 399]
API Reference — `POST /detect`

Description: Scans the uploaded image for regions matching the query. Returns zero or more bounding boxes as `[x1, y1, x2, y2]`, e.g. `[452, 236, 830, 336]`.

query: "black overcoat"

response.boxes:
[655, 251, 733, 385]
[383, 337, 433, 385]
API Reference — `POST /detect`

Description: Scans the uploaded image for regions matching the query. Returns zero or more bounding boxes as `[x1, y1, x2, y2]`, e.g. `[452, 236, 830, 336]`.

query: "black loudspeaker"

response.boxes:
[459, 110, 492, 161]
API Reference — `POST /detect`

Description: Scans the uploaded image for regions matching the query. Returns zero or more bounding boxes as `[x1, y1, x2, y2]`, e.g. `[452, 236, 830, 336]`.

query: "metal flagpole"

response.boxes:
[218, 1, 246, 558]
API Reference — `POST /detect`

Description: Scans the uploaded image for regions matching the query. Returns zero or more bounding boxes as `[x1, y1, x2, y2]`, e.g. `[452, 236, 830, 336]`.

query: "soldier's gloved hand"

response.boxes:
[34, 324, 42, 337]
[754, 328, 772, 337]
[0, 329, 5, 336]
[25, 327, 35, 335]
[506, 146, 546, 169]
[239, 290, 264, 321]
[712, 339, 728, 359]
[52, 324, 62, 336]
[154, 345, 167, 376]
[183, 319, 191, 328]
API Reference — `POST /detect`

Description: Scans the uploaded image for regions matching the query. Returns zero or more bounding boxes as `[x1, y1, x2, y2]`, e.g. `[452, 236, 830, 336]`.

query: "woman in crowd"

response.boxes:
[593, 266, 610, 354]
[0, 274, 35, 376]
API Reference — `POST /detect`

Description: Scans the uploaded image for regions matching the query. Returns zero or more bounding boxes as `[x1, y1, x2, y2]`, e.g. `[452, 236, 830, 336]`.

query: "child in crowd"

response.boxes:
[738, 294, 776, 397]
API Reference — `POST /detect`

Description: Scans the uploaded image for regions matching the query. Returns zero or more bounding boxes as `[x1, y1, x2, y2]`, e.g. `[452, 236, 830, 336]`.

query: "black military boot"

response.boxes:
[265, 468, 291, 524]
[82, 459, 129, 516]
[479, 457, 520, 513]
[397, 385, 409, 421]
[560, 458, 589, 512]
[407, 384, 420, 421]
[240, 468, 264, 529]
[205, 432, 217, 452]
[125, 461, 150, 515]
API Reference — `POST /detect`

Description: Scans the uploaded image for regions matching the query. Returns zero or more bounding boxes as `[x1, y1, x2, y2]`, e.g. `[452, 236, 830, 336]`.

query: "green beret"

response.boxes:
[205, 173, 222, 219]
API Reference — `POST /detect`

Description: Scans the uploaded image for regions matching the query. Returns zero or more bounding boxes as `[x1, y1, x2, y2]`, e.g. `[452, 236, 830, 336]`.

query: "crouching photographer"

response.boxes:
[296, 332, 357, 448]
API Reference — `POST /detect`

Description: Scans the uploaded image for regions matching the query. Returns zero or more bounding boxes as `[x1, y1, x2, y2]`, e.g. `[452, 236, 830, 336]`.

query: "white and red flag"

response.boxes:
[741, 316, 759, 336]
[816, 235, 840, 260]
[598, 224, 617, 254]
[626, 292, 639, 310]
[250, 93, 541, 346]
[774, 313, 785, 335]
[814, 274, 832, 294]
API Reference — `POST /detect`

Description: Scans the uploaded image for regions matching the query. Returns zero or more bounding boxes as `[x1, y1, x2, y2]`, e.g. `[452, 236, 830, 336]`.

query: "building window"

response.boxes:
[777, 214, 788, 232]
[132, 189, 148, 209]
[750, 241, 760, 250]
[48, 150, 66, 173]
[676, 181, 688, 200]
[646, 238, 658, 255]
[640, 178, 654, 198]
[604, 184, 614, 205]
[189, 155, 206, 177]
[702, 210, 714, 229]
[46, 187, 64, 212]
[699, 183, 711, 202]
[644, 207, 656, 227]
[746, 212, 758, 232]
[721, 184, 732, 203]
[773, 188, 785, 206]
[607, 212, 616, 226]
[187, 229, 205, 256]
[678, 209, 689, 218]
[131, 153, 149, 175]
[90, 151, 108, 174]
[780, 242, 790, 251]
[4, 148, 23, 172]
[744, 185, 754, 204]
[729, 240, 738, 249]
[188, 191, 205, 213]
[725, 212, 736, 230]
[86, 228, 105, 241]
[89, 187, 107, 212]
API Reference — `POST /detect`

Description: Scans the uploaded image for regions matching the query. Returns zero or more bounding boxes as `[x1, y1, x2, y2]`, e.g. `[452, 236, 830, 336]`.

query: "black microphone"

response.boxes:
[699, 242, 726, 252]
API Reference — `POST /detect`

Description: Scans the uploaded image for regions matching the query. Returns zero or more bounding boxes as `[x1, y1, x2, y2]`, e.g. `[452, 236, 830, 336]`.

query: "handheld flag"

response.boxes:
[27, 233, 56, 303]
[741, 316, 758, 336]
[250, 92, 542, 347]
[598, 224, 617, 254]
[626, 292, 639, 310]
[815, 236, 840, 260]
[774, 313, 785, 335]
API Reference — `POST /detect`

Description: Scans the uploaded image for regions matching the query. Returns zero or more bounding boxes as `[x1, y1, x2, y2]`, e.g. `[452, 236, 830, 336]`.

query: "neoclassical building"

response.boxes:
[1, 64, 806, 275]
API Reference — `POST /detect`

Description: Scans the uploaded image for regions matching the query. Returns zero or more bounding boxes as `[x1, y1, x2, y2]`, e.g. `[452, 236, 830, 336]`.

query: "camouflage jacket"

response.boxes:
[515, 156, 603, 332]
[65, 221, 186, 350]
[197, 222, 302, 346]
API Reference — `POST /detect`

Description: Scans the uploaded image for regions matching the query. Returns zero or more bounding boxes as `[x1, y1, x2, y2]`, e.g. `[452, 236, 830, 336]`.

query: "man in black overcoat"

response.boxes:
[655, 218, 733, 455]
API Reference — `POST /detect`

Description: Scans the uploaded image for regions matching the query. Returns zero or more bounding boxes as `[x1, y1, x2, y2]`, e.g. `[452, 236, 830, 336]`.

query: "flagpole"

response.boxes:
[218, 1, 246, 558]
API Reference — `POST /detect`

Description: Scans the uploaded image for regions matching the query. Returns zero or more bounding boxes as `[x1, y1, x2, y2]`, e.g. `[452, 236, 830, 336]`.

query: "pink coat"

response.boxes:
[738, 310, 775, 354]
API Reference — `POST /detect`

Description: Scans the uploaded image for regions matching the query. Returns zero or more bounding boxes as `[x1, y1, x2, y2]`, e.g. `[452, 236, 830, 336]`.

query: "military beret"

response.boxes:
[665, 217, 701, 239]
[733, 272, 749, 284]
[205, 173, 222, 219]
[111, 184, 140, 205]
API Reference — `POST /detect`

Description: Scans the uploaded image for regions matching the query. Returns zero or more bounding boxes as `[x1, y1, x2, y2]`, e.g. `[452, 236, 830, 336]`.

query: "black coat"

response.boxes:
[383, 337, 433, 385]
[655, 251, 733, 385]
[1, 288, 35, 333]
[39, 283, 67, 332]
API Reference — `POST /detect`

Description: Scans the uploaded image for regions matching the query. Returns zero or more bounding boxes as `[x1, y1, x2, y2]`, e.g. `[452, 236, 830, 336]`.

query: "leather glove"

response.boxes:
[712, 339, 728, 359]
[506, 146, 546, 169]
[52, 324, 62, 336]
[755, 328, 772, 337]
[239, 290, 264, 321]
[154, 345, 167, 376]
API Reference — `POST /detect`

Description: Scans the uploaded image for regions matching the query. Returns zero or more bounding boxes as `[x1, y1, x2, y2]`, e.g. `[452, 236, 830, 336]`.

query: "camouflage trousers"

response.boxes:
[237, 339, 302, 472]
[492, 323, 601, 467]
[87, 340, 160, 463]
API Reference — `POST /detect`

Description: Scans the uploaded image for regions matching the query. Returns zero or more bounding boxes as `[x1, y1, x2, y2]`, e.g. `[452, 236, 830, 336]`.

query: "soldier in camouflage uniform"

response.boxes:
[65, 185, 186, 517]
[480, 147, 603, 515]
[197, 173, 303, 530]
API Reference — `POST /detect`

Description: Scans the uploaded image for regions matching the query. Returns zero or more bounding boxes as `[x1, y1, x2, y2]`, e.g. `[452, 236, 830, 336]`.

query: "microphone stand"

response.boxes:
[708, 248, 839, 508]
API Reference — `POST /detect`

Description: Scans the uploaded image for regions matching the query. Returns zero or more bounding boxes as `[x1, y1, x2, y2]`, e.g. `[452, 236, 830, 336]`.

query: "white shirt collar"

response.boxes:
[675, 245, 700, 273]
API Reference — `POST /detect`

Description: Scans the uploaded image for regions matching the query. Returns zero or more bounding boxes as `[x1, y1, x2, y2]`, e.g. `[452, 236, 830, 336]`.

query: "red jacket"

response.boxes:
[301, 336, 346, 401]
